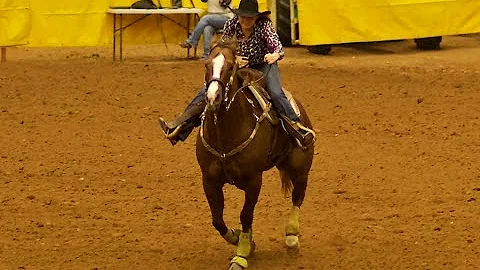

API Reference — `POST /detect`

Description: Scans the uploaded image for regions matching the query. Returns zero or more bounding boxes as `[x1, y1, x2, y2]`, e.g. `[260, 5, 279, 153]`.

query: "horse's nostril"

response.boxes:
[215, 93, 221, 104]
[207, 93, 220, 108]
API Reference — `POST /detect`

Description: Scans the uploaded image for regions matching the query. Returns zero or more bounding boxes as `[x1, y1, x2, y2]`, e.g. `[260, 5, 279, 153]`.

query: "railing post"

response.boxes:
[1, 47, 6, 62]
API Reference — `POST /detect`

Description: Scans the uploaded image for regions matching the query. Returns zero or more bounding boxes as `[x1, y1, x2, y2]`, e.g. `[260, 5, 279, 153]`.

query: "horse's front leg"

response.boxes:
[230, 174, 262, 269]
[202, 175, 240, 245]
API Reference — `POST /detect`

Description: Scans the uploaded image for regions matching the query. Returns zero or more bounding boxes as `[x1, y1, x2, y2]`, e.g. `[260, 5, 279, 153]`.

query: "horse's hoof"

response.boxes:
[229, 256, 248, 269]
[228, 262, 244, 270]
[285, 235, 300, 248]
[222, 229, 241, 245]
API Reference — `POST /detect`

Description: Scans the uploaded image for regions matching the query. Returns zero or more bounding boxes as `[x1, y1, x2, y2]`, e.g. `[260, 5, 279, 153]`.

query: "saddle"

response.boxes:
[237, 69, 301, 125]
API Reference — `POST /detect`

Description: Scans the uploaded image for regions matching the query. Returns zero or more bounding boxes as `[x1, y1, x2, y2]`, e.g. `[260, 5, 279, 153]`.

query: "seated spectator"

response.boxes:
[179, 0, 233, 60]
[171, 0, 182, 8]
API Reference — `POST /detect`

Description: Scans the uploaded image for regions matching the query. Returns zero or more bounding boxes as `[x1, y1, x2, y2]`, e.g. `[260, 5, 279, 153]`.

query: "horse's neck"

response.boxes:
[221, 74, 253, 127]
[228, 74, 250, 107]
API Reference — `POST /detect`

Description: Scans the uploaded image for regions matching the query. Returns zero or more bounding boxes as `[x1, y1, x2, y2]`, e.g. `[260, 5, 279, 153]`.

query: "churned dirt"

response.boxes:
[1, 35, 480, 270]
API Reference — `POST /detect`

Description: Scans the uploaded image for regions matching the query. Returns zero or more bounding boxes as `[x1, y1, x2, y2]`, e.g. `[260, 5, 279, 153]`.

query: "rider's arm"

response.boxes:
[261, 19, 284, 60]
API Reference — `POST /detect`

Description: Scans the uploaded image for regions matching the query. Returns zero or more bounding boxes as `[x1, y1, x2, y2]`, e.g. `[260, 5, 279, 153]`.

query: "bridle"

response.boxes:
[204, 59, 237, 104]
[200, 50, 271, 161]
[205, 77, 226, 92]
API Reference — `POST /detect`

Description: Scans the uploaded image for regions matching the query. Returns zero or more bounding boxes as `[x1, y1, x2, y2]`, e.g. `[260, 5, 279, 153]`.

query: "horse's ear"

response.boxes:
[231, 40, 238, 57]
[210, 34, 222, 50]
[225, 37, 238, 56]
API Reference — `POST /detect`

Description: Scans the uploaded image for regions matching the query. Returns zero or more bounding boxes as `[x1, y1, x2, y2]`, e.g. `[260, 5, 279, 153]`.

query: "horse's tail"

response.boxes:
[279, 170, 293, 197]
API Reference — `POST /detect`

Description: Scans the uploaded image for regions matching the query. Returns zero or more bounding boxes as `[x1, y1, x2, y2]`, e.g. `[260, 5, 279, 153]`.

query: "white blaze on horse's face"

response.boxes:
[206, 53, 225, 108]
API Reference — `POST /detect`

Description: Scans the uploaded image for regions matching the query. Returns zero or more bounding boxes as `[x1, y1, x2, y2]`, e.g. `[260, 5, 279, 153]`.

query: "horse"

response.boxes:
[195, 40, 314, 269]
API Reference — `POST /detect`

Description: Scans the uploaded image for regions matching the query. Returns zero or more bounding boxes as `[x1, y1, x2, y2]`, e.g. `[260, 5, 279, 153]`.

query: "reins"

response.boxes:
[200, 57, 272, 161]
[225, 63, 270, 111]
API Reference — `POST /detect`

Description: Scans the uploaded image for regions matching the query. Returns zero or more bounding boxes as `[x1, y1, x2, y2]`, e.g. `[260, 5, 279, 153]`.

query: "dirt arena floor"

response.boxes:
[1, 35, 480, 269]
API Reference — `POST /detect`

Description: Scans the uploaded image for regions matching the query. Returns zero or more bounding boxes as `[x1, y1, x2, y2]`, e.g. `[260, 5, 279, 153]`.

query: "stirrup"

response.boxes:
[158, 117, 183, 145]
[279, 115, 316, 148]
[296, 122, 316, 147]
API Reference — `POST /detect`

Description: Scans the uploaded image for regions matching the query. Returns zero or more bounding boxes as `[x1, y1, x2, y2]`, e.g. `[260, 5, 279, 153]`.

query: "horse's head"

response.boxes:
[204, 40, 238, 112]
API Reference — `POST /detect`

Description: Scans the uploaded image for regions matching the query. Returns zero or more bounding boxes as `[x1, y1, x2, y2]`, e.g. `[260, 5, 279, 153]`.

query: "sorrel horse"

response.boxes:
[196, 40, 314, 270]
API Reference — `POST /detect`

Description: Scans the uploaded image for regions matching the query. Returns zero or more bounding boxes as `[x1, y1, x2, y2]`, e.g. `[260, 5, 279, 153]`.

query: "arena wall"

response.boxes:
[1, 0, 268, 47]
[0, 0, 30, 46]
[298, 0, 480, 45]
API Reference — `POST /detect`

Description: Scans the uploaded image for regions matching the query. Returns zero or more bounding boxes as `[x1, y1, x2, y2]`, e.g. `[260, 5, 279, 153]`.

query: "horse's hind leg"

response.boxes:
[280, 168, 309, 249]
[203, 175, 240, 245]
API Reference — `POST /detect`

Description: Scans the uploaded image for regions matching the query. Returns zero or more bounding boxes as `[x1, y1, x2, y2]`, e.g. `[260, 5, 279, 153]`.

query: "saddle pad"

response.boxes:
[282, 88, 301, 118]
[247, 85, 301, 124]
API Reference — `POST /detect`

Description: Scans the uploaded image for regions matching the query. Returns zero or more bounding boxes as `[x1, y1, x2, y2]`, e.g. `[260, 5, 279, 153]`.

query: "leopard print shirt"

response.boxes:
[222, 16, 284, 65]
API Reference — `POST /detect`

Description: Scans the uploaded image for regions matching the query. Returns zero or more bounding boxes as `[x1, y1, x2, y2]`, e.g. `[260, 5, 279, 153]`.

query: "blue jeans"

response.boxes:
[187, 63, 300, 122]
[253, 63, 299, 121]
[186, 14, 229, 58]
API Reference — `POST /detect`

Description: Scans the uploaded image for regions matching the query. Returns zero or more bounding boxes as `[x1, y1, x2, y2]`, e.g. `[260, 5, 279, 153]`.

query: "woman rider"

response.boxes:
[159, 0, 315, 147]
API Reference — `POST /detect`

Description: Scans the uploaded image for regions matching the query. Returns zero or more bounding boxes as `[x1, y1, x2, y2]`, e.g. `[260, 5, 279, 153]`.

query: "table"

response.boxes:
[108, 7, 203, 61]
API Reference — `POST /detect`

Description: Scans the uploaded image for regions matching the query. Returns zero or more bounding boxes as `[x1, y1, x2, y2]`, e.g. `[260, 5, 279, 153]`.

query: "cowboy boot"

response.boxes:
[171, 0, 182, 8]
[158, 118, 182, 146]
[158, 101, 205, 145]
[279, 115, 316, 147]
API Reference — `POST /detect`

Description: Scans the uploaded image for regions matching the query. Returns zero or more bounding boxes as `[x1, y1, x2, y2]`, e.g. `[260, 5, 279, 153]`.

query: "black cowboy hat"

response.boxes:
[232, 0, 271, 17]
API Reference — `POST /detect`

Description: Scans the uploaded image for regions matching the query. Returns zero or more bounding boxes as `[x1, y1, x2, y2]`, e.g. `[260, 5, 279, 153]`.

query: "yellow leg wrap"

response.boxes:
[236, 231, 252, 258]
[222, 229, 241, 245]
[230, 256, 248, 269]
[285, 206, 300, 235]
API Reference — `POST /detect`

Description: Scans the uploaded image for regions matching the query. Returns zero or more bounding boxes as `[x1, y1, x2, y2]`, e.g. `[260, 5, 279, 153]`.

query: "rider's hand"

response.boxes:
[264, 52, 280, 64]
[236, 56, 249, 67]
